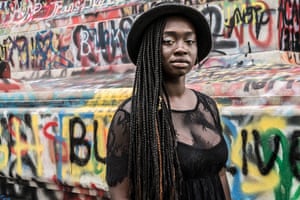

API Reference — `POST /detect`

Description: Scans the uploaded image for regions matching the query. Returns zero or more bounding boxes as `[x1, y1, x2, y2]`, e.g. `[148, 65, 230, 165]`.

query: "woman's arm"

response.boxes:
[106, 106, 131, 200]
[219, 167, 231, 200]
[109, 177, 130, 200]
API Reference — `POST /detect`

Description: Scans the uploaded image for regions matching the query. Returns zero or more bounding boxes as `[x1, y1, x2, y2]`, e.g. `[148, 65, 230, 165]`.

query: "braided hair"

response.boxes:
[128, 17, 183, 200]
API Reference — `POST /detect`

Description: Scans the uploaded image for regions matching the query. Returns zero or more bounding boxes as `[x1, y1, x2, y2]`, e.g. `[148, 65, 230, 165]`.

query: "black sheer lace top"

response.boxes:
[106, 90, 228, 199]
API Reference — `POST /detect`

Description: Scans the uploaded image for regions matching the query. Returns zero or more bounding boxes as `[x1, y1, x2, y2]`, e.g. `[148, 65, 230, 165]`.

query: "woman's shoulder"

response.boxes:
[117, 97, 132, 114]
[191, 89, 216, 104]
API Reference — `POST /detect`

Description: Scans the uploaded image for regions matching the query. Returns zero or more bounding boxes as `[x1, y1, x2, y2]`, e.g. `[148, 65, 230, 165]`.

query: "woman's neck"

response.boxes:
[163, 77, 186, 97]
[163, 83, 196, 111]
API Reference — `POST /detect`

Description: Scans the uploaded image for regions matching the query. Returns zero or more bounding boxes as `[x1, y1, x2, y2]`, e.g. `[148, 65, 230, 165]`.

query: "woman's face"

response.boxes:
[162, 16, 198, 78]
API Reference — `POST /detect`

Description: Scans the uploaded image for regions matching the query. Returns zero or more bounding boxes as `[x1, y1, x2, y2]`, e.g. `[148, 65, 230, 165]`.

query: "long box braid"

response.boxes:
[129, 17, 183, 200]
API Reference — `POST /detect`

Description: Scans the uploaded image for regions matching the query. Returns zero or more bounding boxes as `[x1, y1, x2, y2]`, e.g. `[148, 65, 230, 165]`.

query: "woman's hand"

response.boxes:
[219, 167, 232, 200]
[109, 177, 130, 200]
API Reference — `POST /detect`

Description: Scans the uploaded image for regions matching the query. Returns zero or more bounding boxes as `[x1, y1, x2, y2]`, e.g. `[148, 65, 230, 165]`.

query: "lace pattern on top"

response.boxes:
[105, 91, 224, 187]
[105, 102, 131, 186]
[172, 90, 223, 149]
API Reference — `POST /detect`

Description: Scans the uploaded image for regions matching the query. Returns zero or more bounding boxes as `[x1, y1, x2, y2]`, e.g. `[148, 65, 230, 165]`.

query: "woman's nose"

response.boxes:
[174, 40, 188, 54]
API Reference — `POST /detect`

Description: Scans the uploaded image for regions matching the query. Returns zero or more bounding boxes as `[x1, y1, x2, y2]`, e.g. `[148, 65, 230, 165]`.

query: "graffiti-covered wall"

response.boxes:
[0, 0, 299, 199]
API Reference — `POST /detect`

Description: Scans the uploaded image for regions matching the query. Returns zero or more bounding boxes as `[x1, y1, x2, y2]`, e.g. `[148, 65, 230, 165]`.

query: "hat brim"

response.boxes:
[126, 3, 212, 65]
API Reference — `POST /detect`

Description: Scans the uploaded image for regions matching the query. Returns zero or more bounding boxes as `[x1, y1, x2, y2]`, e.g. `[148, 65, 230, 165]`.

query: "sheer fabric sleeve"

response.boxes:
[199, 92, 223, 135]
[106, 106, 130, 187]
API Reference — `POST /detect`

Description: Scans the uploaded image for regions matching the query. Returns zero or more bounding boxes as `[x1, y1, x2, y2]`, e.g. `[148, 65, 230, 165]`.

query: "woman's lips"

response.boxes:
[170, 59, 190, 67]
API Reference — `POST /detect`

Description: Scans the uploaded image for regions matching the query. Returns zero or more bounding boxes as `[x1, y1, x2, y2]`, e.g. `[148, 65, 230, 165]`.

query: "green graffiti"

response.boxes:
[263, 128, 294, 200]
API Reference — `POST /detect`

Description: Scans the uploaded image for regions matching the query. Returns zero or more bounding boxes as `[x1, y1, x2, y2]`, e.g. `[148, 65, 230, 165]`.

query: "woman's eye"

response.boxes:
[162, 39, 175, 45]
[186, 40, 196, 45]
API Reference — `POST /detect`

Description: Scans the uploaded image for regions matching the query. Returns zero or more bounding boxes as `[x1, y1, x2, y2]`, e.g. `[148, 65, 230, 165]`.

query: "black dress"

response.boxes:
[106, 90, 228, 200]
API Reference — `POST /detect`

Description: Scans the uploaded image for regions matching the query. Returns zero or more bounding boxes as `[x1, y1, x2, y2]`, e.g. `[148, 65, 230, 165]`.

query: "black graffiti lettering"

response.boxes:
[0, 44, 7, 61]
[59, 68, 67, 77]
[243, 80, 267, 91]
[290, 130, 300, 181]
[286, 79, 295, 89]
[295, 32, 300, 51]
[0, 176, 37, 199]
[242, 129, 279, 175]
[283, 28, 291, 51]
[35, 32, 53, 69]
[30, 37, 37, 69]
[241, 128, 300, 179]
[283, 0, 299, 26]
[251, 80, 268, 90]
[253, 130, 280, 175]
[225, 4, 271, 40]
[266, 79, 276, 91]
[244, 77, 296, 92]
[8, 36, 29, 69]
[9, 156, 36, 178]
[40, 69, 51, 79]
[119, 17, 133, 63]
[93, 120, 106, 163]
[24, 113, 32, 129]
[241, 129, 280, 176]
[244, 80, 251, 92]
[241, 129, 248, 175]
[202, 5, 237, 51]
[278, 0, 300, 51]
[6, 154, 37, 199]
[201, 6, 220, 37]
[0, 117, 11, 148]
[98, 21, 117, 63]
[70, 117, 90, 166]
[253, 7, 271, 39]
[73, 25, 98, 64]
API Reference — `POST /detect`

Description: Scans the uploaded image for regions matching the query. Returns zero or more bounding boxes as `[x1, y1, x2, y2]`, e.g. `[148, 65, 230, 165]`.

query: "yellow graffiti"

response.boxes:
[62, 116, 71, 180]
[31, 115, 44, 176]
[0, 137, 8, 170]
[0, 124, 8, 169]
[65, 114, 94, 176]
[93, 116, 108, 181]
[0, 144, 8, 170]
[86, 88, 132, 107]
[12, 116, 44, 176]
[225, 1, 267, 26]
[82, 88, 132, 181]
[12, 117, 22, 174]
[254, 115, 286, 132]
[121, 6, 134, 16]
[231, 115, 285, 194]
[248, 2, 266, 24]
[64, 114, 107, 183]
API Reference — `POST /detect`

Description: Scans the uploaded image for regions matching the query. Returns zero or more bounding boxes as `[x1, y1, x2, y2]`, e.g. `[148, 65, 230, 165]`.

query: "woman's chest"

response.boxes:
[176, 140, 228, 178]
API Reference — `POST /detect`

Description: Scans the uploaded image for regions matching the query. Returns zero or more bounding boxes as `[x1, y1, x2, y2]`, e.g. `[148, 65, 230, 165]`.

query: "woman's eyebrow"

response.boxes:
[163, 31, 196, 36]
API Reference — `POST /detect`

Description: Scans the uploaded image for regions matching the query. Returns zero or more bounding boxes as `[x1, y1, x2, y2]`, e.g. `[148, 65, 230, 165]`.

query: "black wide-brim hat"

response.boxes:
[126, 2, 212, 65]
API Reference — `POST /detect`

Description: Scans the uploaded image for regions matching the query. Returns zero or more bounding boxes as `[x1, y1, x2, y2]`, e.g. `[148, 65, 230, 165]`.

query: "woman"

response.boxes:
[106, 2, 231, 200]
